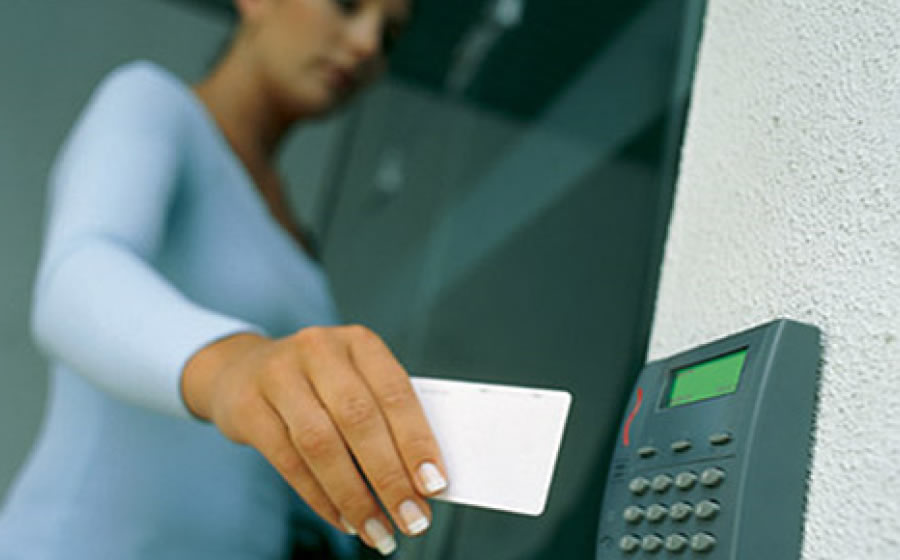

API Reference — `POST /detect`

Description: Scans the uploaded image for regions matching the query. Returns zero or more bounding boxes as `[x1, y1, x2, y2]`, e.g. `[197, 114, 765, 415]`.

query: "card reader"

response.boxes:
[595, 319, 821, 558]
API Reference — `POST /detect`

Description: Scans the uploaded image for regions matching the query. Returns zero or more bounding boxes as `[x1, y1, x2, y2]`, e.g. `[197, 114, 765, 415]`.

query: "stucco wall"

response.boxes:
[649, 1, 900, 558]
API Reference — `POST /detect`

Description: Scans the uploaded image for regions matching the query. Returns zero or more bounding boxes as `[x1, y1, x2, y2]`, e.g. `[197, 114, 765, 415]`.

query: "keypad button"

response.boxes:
[629, 477, 651, 495]
[695, 500, 721, 520]
[619, 534, 641, 553]
[675, 471, 698, 490]
[665, 533, 689, 553]
[669, 502, 693, 521]
[646, 504, 668, 523]
[671, 439, 692, 453]
[700, 467, 726, 487]
[623, 506, 645, 524]
[709, 431, 733, 445]
[691, 532, 717, 553]
[642, 534, 664, 553]
[652, 474, 673, 493]
[638, 446, 658, 458]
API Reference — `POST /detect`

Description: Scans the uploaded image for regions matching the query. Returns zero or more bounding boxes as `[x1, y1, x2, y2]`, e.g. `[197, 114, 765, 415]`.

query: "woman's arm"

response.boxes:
[31, 63, 259, 418]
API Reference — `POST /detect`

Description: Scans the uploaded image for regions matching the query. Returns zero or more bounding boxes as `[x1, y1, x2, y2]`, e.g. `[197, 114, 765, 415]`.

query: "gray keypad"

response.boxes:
[618, 465, 727, 555]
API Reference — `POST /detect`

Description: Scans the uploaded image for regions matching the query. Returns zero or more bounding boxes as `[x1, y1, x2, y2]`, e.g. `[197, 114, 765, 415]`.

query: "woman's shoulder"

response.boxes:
[92, 60, 193, 111]
[63, 60, 209, 150]
[52, 61, 205, 185]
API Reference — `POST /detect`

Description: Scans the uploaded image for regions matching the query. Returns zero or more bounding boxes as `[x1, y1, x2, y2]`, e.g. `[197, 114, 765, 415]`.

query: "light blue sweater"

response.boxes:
[0, 61, 347, 558]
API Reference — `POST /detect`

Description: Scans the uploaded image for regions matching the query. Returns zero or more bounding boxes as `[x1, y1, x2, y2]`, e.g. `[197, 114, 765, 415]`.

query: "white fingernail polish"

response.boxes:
[418, 462, 447, 493]
[341, 516, 357, 535]
[364, 518, 396, 556]
[399, 500, 429, 535]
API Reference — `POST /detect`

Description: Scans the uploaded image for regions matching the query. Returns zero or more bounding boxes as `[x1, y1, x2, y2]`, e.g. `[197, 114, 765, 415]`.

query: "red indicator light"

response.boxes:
[623, 388, 643, 447]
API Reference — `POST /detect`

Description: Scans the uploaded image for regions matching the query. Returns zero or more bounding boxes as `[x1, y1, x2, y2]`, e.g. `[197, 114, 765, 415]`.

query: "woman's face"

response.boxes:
[237, 0, 410, 118]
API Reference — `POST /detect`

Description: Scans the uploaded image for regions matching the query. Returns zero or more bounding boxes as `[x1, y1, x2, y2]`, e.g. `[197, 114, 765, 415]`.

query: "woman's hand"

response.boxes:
[181, 325, 448, 556]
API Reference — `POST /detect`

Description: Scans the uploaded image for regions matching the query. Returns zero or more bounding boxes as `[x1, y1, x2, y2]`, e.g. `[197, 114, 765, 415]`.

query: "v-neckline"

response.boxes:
[180, 79, 321, 263]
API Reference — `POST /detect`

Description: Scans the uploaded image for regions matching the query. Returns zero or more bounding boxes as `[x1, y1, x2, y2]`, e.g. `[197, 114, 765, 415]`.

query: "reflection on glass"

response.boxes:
[321, 1, 707, 558]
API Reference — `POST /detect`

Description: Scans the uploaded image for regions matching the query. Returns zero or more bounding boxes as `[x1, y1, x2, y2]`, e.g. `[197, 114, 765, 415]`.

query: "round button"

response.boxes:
[642, 534, 664, 553]
[709, 431, 733, 445]
[700, 467, 726, 488]
[629, 477, 651, 495]
[652, 474, 673, 493]
[675, 471, 698, 490]
[646, 504, 668, 523]
[619, 534, 641, 553]
[691, 532, 717, 553]
[695, 500, 721, 520]
[669, 502, 693, 521]
[665, 533, 689, 553]
[671, 439, 692, 453]
[623, 506, 645, 524]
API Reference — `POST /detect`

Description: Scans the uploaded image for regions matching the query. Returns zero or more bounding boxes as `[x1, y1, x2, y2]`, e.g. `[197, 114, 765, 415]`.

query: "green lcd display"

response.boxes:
[666, 348, 748, 407]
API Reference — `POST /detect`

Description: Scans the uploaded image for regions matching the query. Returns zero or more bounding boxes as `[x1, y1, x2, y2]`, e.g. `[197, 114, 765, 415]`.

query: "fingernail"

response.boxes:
[364, 518, 396, 556]
[399, 499, 429, 535]
[418, 462, 447, 493]
[340, 516, 357, 535]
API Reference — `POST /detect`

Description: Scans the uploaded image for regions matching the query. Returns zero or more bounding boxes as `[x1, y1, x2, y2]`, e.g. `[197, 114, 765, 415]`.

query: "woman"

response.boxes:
[0, 0, 447, 557]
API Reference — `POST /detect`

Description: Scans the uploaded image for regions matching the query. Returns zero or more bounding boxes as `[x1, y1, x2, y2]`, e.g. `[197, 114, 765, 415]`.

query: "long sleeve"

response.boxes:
[31, 63, 262, 419]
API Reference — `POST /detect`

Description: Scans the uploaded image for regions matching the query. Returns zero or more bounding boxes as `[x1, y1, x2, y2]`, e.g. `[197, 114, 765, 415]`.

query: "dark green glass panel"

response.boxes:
[320, 1, 707, 558]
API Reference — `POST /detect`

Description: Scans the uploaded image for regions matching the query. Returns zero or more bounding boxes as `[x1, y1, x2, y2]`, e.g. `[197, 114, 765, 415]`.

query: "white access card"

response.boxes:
[410, 376, 572, 516]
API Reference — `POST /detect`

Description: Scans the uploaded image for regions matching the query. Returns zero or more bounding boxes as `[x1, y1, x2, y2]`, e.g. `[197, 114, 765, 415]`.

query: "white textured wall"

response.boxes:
[649, 1, 900, 558]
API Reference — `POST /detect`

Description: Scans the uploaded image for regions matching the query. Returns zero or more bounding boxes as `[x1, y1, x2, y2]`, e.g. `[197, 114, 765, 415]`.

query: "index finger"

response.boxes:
[342, 325, 448, 496]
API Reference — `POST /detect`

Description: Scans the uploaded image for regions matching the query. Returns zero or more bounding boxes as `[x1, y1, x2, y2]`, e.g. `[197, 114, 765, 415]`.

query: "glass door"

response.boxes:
[319, 1, 707, 557]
